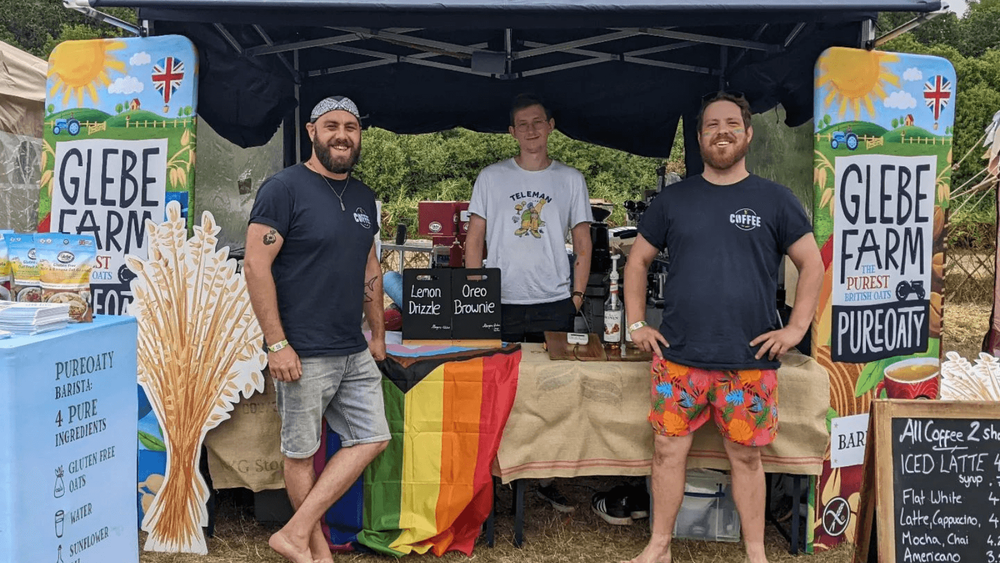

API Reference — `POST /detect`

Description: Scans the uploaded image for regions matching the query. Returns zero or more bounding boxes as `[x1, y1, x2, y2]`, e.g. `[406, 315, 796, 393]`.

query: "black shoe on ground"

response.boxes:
[627, 484, 650, 519]
[537, 484, 576, 513]
[591, 486, 633, 525]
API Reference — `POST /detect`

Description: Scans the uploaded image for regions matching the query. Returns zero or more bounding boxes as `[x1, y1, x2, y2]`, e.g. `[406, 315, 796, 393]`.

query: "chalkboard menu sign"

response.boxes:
[402, 269, 452, 341]
[450, 268, 501, 340]
[401, 268, 502, 342]
[863, 400, 1000, 563]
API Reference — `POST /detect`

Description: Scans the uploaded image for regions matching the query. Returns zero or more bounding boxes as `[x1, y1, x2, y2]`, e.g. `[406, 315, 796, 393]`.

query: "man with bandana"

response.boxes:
[621, 92, 823, 563]
[245, 96, 389, 563]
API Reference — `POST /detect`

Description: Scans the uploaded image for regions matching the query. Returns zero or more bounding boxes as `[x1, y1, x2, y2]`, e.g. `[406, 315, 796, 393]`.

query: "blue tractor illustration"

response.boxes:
[831, 130, 859, 150]
[52, 118, 81, 136]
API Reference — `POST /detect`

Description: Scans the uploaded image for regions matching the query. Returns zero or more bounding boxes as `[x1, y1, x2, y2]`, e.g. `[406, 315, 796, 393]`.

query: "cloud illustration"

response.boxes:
[130, 52, 151, 66]
[883, 90, 917, 110]
[108, 76, 144, 95]
[903, 67, 923, 81]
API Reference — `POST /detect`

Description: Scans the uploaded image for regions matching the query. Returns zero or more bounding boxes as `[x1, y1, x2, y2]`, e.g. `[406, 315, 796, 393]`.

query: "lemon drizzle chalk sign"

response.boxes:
[403, 269, 452, 341]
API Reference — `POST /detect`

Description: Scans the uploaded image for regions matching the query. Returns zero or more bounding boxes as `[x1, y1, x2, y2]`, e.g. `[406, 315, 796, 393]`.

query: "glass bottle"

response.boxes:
[604, 255, 622, 353]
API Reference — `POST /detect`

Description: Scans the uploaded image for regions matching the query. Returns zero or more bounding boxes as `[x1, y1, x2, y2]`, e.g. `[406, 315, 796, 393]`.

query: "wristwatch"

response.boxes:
[571, 291, 585, 300]
[628, 320, 648, 334]
[267, 339, 289, 353]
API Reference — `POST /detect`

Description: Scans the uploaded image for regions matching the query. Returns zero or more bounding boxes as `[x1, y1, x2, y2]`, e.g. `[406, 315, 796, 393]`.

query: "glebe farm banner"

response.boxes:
[39, 36, 197, 315]
[810, 47, 954, 553]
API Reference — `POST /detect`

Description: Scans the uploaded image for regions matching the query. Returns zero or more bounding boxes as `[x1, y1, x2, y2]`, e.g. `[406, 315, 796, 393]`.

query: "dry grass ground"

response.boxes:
[139, 258, 993, 563]
[140, 478, 856, 563]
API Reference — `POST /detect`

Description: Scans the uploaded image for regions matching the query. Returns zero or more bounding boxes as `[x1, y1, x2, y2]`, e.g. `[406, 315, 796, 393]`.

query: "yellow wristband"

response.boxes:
[267, 339, 289, 353]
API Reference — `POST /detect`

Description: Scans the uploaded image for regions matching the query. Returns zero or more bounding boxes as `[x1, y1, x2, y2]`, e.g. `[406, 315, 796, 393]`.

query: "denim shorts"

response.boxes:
[275, 350, 391, 458]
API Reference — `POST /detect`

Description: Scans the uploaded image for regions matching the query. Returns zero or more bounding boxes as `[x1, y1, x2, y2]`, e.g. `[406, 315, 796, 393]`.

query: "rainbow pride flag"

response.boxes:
[320, 346, 520, 556]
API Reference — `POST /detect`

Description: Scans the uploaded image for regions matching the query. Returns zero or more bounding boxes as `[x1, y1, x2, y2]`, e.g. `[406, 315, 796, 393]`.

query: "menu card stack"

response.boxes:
[0, 302, 71, 335]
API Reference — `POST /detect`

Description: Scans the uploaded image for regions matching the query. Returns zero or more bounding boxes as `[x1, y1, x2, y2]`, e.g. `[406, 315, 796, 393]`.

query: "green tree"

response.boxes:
[183, 106, 193, 117]
[115, 103, 123, 114]
[823, 114, 832, 127]
[892, 118, 900, 128]
[355, 126, 674, 233]
[957, 0, 1000, 57]
[0, 0, 136, 59]
[877, 11, 962, 51]
[46, 103, 54, 115]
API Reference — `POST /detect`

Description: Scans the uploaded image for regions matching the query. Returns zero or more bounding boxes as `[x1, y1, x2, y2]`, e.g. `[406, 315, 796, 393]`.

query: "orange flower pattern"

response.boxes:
[648, 358, 779, 446]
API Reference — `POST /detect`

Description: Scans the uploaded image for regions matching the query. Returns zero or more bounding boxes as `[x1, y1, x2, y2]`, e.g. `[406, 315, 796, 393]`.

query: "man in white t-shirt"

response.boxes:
[466, 94, 593, 514]
[466, 94, 594, 344]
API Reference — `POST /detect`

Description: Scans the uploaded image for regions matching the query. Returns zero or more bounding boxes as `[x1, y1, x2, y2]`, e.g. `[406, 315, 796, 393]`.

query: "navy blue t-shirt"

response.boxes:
[637, 174, 812, 370]
[249, 163, 379, 357]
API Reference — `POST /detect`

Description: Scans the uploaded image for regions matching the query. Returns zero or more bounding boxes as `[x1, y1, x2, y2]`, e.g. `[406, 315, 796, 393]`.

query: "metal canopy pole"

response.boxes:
[245, 25, 789, 81]
[62, 2, 141, 35]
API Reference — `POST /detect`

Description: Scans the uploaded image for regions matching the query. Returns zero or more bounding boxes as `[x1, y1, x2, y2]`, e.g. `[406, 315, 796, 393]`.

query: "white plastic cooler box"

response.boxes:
[648, 469, 741, 542]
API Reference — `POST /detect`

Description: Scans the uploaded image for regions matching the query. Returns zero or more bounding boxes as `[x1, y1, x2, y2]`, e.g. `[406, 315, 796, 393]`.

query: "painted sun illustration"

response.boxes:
[48, 39, 127, 107]
[817, 49, 900, 120]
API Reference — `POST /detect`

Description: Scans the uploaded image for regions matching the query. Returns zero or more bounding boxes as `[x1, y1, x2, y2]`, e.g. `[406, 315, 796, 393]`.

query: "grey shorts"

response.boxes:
[275, 350, 391, 458]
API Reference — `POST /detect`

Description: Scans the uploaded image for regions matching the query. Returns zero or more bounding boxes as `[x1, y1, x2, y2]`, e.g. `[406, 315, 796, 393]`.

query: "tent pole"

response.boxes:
[284, 50, 301, 168]
[62, 4, 140, 36]
[860, 18, 876, 50]
[294, 50, 301, 164]
[719, 46, 728, 90]
[505, 28, 513, 76]
[873, 11, 945, 48]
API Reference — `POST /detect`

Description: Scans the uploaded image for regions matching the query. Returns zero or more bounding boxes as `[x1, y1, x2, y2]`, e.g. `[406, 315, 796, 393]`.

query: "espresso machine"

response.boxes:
[577, 206, 612, 334]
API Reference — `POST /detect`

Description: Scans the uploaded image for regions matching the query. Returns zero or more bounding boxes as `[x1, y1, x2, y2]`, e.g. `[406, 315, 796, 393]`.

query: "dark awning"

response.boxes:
[79, 0, 942, 164]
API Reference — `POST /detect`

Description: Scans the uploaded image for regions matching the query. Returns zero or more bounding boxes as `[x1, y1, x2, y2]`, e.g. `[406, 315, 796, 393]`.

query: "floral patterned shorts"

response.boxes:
[648, 358, 779, 447]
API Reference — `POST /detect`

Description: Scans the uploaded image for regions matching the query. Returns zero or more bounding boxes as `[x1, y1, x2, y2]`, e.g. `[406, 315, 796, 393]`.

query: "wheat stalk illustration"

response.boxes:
[127, 201, 266, 554]
[941, 351, 1000, 401]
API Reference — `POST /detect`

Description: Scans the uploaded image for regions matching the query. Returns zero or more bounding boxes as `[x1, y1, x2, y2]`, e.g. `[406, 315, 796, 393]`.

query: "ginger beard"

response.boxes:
[314, 134, 361, 174]
[700, 129, 749, 172]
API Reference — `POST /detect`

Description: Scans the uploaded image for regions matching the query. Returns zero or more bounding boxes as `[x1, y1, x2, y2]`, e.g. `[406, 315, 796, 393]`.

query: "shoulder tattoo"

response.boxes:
[263, 230, 277, 245]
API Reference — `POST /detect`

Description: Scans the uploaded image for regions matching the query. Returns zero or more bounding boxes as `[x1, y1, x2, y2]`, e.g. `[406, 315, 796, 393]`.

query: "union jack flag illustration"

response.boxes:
[152, 57, 185, 104]
[923, 75, 951, 121]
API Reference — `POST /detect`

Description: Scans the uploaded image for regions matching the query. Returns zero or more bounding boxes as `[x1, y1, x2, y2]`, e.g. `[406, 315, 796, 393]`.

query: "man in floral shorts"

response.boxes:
[620, 92, 824, 563]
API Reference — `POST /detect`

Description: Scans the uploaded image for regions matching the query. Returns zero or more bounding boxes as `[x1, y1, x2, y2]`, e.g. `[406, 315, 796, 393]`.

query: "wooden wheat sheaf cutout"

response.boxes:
[941, 351, 1000, 401]
[128, 201, 266, 554]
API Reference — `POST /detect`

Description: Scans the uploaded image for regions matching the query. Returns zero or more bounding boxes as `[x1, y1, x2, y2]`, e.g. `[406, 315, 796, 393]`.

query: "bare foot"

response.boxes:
[309, 522, 332, 563]
[620, 541, 670, 563]
[268, 529, 313, 563]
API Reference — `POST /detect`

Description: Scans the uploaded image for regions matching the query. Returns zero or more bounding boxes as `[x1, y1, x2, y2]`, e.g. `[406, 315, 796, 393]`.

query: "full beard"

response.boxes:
[314, 137, 361, 174]
[700, 135, 749, 172]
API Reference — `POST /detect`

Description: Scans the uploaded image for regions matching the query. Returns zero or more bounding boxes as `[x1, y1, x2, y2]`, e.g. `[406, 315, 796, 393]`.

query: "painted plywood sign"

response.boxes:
[39, 35, 197, 316]
[810, 47, 954, 552]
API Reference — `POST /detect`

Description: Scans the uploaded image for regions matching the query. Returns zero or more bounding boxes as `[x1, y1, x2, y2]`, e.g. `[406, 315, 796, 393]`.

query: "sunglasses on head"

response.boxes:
[701, 90, 746, 104]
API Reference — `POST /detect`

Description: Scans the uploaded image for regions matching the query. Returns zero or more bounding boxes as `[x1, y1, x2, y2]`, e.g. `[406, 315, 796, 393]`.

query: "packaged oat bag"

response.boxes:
[0, 230, 12, 301]
[37, 234, 96, 323]
[6, 234, 41, 303]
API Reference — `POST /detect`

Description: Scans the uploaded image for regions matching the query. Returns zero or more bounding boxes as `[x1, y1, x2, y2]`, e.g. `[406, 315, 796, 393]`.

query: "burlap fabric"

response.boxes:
[495, 344, 830, 483]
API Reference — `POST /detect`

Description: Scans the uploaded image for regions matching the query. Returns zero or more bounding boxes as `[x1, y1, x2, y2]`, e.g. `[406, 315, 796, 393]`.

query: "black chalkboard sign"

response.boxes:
[450, 268, 501, 340]
[860, 400, 1000, 563]
[402, 269, 452, 341]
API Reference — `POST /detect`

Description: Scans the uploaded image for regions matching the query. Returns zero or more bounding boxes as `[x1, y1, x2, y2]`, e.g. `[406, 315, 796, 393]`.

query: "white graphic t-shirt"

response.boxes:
[469, 158, 593, 304]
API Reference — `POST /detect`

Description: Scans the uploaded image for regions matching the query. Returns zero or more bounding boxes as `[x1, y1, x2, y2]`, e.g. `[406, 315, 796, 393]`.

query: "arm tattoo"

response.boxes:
[263, 229, 277, 245]
[363, 275, 377, 303]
